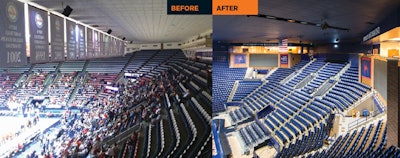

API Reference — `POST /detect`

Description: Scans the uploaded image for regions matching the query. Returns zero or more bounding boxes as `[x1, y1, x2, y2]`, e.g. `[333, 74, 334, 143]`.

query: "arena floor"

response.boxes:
[0, 117, 59, 157]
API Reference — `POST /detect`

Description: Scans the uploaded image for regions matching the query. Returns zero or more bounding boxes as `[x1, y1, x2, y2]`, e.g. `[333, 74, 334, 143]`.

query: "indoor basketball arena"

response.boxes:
[212, 1, 400, 158]
[0, 0, 212, 157]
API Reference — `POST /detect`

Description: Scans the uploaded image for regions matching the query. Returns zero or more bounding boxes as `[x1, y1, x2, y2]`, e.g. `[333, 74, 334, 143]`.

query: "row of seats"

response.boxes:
[309, 120, 387, 158]
[301, 62, 345, 94]
[213, 61, 246, 113]
[157, 120, 165, 158]
[199, 91, 212, 106]
[169, 109, 181, 157]
[320, 66, 371, 112]
[179, 103, 198, 156]
[190, 97, 212, 125]
[232, 80, 262, 101]
[228, 61, 311, 124]
[238, 120, 269, 149]
[286, 60, 325, 88]
[277, 121, 327, 158]
[227, 59, 372, 150]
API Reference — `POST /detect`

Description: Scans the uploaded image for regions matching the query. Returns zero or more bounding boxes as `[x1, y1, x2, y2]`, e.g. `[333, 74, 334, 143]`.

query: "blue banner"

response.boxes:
[280, 54, 288, 64]
[361, 58, 371, 78]
[234, 54, 246, 64]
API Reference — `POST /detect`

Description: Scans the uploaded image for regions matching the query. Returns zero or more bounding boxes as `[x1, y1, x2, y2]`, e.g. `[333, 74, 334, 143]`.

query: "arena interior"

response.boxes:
[0, 0, 212, 158]
[212, 1, 400, 158]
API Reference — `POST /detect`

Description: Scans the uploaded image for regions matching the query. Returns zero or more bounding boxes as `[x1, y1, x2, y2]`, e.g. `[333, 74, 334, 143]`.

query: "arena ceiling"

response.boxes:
[30, 0, 212, 43]
[213, 0, 400, 44]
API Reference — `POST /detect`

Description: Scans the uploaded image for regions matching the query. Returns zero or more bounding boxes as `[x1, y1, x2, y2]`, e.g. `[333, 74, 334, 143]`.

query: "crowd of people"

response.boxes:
[19, 68, 182, 158]
[0, 56, 208, 158]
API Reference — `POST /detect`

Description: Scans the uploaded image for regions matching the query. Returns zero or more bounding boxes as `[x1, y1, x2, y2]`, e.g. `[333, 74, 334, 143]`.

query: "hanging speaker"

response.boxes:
[62, 5, 73, 17]
[107, 29, 112, 34]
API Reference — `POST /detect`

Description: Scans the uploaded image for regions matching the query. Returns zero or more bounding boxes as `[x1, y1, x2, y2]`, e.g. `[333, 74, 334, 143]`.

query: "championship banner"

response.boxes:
[50, 13, 65, 62]
[93, 30, 101, 58]
[100, 33, 105, 57]
[0, 0, 27, 67]
[112, 38, 118, 56]
[29, 6, 49, 64]
[86, 28, 94, 59]
[104, 34, 111, 57]
[118, 40, 125, 56]
[76, 24, 85, 59]
[66, 20, 77, 60]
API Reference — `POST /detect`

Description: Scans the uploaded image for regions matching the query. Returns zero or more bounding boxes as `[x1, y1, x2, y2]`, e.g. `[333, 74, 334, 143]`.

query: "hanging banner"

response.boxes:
[29, 6, 49, 64]
[93, 30, 101, 58]
[50, 14, 65, 61]
[0, 0, 27, 67]
[104, 34, 111, 57]
[280, 54, 288, 64]
[66, 20, 77, 60]
[100, 32, 105, 57]
[361, 58, 371, 78]
[118, 40, 125, 56]
[112, 37, 118, 56]
[86, 27, 93, 59]
[76, 24, 85, 59]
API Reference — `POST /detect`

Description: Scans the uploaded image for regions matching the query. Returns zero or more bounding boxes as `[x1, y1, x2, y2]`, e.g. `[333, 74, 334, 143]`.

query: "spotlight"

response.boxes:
[62, 5, 73, 17]
[334, 44, 338, 48]
[107, 29, 112, 34]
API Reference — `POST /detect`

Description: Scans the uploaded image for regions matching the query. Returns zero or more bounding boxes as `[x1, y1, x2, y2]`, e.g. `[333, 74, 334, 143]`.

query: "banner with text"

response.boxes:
[50, 14, 65, 62]
[76, 24, 85, 59]
[86, 28, 94, 59]
[29, 6, 49, 64]
[93, 30, 101, 58]
[0, 0, 27, 67]
[66, 20, 77, 60]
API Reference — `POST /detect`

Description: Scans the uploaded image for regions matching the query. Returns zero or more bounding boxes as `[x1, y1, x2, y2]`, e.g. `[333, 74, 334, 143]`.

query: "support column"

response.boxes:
[387, 58, 399, 147]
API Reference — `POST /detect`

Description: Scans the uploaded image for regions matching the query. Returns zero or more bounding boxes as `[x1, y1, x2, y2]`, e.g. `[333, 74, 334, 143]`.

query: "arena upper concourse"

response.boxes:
[0, 0, 212, 157]
[212, 1, 400, 158]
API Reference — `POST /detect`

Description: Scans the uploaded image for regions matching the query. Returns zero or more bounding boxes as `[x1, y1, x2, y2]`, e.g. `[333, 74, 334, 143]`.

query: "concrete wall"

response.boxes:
[374, 59, 388, 101]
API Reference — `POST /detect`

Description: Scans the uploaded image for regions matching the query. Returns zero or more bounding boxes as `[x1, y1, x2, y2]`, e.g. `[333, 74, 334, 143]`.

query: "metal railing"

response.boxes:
[227, 80, 239, 102]
[347, 109, 384, 130]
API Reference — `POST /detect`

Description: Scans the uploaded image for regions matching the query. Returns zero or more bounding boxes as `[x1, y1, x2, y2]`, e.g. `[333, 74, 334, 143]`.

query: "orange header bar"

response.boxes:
[212, 0, 258, 15]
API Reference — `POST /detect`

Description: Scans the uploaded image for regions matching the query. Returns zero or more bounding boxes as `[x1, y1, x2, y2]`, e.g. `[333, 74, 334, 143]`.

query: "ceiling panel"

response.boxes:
[31, 0, 212, 43]
[214, 0, 400, 44]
